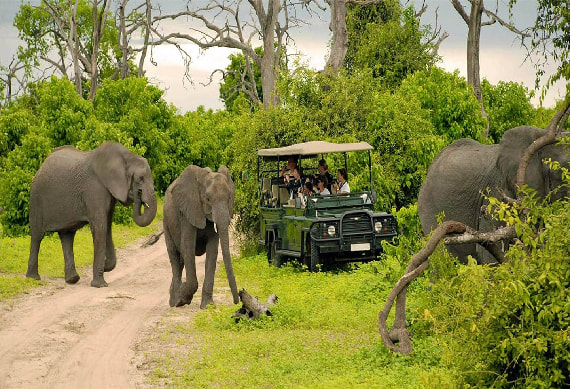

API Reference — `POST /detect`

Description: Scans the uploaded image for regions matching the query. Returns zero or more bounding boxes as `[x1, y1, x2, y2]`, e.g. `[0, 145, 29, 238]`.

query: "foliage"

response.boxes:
[344, 0, 401, 74]
[349, 5, 438, 91]
[219, 48, 264, 113]
[0, 133, 52, 235]
[482, 79, 536, 142]
[417, 175, 570, 387]
[14, 0, 120, 96]
[398, 67, 487, 142]
[524, 0, 570, 101]
[366, 90, 444, 208]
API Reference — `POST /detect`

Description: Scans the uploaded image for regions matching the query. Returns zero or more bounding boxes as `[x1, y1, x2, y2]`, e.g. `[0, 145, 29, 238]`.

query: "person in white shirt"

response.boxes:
[333, 168, 350, 194]
[316, 176, 330, 195]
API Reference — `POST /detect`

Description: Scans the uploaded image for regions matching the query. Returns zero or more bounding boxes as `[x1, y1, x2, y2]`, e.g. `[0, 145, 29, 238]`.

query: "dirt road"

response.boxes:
[0, 234, 218, 388]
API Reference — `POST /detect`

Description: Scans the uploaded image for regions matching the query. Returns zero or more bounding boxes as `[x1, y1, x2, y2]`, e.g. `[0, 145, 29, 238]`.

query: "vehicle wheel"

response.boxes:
[270, 240, 284, 268]
[309, 238, 320, 272]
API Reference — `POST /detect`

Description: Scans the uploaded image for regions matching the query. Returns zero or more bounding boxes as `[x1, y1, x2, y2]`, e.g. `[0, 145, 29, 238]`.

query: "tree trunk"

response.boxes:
[259, 0, 281, 109]
[324, 0, 348, 74]
[232, 289, 278, 320]
[466, 0, 489, 135]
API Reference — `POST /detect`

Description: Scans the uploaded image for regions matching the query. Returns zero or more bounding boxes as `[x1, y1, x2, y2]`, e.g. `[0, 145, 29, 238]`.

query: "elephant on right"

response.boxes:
[418, 126, 569, 265]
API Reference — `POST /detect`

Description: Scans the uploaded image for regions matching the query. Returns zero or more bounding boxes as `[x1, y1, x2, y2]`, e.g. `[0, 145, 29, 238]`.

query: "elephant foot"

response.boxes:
[200, 295, 214, 309]
[90, 278, 108, 288]
[104, 259, 116, 272]
[26, 271, 41, 280]
[65, 273, 80, 284]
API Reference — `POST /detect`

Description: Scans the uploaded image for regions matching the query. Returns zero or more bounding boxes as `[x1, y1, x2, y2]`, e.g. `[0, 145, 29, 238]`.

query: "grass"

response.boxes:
[145, 255, 459, 388]
[0, 198, 164, 301]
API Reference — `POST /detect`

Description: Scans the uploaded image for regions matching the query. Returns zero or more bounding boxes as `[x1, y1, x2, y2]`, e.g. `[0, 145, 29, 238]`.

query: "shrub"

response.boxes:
[0, 133, 52, 236]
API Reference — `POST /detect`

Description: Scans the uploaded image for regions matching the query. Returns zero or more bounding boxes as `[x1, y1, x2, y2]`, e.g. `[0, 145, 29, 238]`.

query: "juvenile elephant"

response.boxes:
[26, 142, 157, 287]
[418, 126, 569, 264]
[163, 165, 239, 309]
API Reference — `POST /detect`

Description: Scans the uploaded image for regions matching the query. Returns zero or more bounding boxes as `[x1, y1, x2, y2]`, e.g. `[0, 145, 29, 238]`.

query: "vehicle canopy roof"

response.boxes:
[257, 141, 373, 160]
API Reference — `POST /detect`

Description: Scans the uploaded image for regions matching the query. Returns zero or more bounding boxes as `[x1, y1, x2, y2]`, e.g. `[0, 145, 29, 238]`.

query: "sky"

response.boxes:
[0, 0, 565, 113]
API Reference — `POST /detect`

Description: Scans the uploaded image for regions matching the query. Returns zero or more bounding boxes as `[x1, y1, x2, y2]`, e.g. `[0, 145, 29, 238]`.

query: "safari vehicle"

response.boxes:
[257, 141, 398, 271]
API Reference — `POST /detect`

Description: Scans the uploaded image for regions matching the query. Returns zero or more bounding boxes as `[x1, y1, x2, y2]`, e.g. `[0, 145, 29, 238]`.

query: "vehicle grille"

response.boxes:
[342, 212, 372, 234]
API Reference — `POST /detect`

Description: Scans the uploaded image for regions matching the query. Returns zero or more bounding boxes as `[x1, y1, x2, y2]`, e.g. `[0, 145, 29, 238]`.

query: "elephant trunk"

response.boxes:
[218, 224, 239, 305]
[133, 186, 157, 227]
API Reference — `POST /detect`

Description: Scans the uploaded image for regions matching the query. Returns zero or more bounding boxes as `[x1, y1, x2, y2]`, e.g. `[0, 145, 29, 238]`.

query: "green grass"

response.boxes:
[0, 198, 164, 301]
[146, 255, 459, 388]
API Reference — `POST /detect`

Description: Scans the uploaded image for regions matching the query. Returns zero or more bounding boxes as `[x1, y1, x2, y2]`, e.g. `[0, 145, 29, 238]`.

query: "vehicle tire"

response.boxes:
[270, 240, 284, 268]
[309, 238, 320, 272]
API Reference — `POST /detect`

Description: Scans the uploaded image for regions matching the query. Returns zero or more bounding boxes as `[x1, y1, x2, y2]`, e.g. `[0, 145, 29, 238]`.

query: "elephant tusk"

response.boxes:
[214, 223, 218, 234]
[143, 202, 149, 209]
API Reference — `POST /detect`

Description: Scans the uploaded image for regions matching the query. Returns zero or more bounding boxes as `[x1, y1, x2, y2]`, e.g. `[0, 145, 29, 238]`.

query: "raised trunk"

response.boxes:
[219, 227, 240, 304]
[133, 188, 157, 227]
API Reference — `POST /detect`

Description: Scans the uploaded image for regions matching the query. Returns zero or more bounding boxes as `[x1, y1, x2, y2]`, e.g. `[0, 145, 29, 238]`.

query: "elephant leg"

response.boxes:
[104, 213, 117, 272]
[90, 221, 108, 288]
[200, 233, 219, 309]
[165, 230, 184, 307]
[59, 231, 80, 284]
[179, 226, 199, 306]
[26, 229, 44, 280]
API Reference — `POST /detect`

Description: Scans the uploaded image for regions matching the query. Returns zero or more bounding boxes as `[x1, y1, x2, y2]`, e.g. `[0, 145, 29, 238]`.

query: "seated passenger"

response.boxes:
[280, 156, 298, 179]
[318, 159, 334, 192]
[333, 168, 350, 194]
[298, 181, 316, 206]
[316, 176, 330, 195]
[286, 166, 303, 198]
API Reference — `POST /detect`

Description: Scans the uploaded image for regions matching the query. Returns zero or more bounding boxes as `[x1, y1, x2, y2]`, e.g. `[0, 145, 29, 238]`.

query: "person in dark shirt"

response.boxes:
[318, 159, 334, 192]
[286, 166, 303, 199]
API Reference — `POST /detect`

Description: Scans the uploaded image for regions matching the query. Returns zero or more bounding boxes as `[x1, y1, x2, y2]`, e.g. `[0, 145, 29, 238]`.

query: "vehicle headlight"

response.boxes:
[327, 225, 336, 237]
[374, 221, 383, 233]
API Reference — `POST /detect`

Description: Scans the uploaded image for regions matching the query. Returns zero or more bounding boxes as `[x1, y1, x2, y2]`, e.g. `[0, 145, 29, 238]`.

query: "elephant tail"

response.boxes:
[141, 230, 164, 247]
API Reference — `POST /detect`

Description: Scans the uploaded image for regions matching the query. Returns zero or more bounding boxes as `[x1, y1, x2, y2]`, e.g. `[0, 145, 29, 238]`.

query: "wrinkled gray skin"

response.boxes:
[163, 165, 239, 309]
[418, 126, 569, 264]
[26, 142, 157, 287]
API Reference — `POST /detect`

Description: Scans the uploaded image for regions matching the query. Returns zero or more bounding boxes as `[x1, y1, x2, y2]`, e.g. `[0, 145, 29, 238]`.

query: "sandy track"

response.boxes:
[0, 235, 212, 388]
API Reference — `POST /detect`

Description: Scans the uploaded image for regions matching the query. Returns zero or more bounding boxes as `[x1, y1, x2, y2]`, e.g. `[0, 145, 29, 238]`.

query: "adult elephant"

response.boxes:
[163, 165, 239, 309]
[26, 142, 157, 287]
[418, 126, 569, 265]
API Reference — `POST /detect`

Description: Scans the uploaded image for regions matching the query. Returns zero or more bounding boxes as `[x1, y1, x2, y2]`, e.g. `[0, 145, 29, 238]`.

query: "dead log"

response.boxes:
[141, 230, 164, 247]
[232, 289, 278, 321]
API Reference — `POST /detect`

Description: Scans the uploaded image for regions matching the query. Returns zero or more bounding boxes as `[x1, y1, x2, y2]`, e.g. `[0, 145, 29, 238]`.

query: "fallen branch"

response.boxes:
[444, 225, 516, 245]
[232, 289, 278, 321]
[378, 221, 467, 355]
[141, 230, 164, 247]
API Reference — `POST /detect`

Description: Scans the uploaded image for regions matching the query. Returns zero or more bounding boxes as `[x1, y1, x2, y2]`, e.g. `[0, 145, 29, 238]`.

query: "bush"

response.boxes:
[419, 178, 570, 387]
[0, 133, 53, 235]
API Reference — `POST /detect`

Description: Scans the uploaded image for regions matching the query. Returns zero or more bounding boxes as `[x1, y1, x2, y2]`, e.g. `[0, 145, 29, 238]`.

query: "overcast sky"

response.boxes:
[0, 0, 565, 113]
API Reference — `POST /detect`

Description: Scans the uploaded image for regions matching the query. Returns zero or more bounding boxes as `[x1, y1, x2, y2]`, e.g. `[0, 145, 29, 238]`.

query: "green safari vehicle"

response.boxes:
[257, 141, 398, 271]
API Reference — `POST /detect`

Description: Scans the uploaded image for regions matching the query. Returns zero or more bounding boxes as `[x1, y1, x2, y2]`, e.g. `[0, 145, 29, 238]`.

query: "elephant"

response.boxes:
[26, 142, 157, 287]
[163, 165, 239, 309]
[418, 126, 569, 265]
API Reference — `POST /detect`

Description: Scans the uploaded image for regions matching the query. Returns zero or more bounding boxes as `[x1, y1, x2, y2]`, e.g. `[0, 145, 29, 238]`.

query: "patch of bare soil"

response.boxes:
[0, 229, 238, 388]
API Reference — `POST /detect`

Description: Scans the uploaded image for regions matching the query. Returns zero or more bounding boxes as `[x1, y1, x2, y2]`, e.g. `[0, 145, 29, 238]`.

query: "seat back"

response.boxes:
[279, 187, 290, 205]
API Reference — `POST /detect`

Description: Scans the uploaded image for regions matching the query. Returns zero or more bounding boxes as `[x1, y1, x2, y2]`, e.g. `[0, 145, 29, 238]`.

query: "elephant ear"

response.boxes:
[172, 165, 209, 229]
[218, 165, 235, 214]
[92, 142, 130, 203]
[497, 126, 544, 194]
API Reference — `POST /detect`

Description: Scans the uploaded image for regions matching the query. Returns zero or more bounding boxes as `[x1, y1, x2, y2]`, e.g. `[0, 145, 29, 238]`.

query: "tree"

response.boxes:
[347, 5, 440, 90]
[219, 48, 264, 112]
[149, 0, 292, 109]
[450, 0, 530, 135]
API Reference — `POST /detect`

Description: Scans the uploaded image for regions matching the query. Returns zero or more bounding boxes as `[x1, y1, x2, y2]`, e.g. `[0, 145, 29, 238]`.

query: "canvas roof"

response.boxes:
[257, 141, 373, 158]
